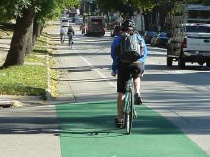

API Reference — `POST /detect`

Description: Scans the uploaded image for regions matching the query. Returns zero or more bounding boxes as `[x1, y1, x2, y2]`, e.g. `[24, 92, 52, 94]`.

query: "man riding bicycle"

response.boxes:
[111, 19, 148, 128]
[60, 25, 68, 43]
[67, 25, 75, 47]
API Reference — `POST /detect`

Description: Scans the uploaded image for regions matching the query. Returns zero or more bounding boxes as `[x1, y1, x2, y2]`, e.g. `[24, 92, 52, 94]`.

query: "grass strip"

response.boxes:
[0, 65, 47, 96]
[0, 30, 55, 98]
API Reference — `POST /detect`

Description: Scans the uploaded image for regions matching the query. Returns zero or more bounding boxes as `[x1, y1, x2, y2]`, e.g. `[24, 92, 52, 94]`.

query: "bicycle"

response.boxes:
[68, 32, 73, 48]
[122, 70, 137, 135]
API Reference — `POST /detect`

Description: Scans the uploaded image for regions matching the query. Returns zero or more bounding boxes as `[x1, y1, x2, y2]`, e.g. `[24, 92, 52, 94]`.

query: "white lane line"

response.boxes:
[77, 51, 117, 90]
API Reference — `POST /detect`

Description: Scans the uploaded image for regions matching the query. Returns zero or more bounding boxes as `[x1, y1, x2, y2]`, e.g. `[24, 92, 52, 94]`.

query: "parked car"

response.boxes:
[110, 25, 121, 37]
[144, 31, 158, 44]
[151, 32, 169, 48]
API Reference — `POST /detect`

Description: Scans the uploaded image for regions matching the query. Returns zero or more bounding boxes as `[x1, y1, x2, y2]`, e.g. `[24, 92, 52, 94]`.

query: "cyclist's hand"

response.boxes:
[111, 71, 116, 77]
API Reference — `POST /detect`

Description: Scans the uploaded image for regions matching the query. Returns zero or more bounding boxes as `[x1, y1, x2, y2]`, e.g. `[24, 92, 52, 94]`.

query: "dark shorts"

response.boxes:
[117, 62, 145, 93]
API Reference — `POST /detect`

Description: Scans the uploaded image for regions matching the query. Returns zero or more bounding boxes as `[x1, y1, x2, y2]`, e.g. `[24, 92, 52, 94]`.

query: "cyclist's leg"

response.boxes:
[68, 34, 73, 47]
[116, 63, 130, 122]
[61, 33, 65, 43]
[117, 92, 125, 121]
[60, 33, 62, 43]
[132, 62, 145, 104]
[133, 76, 140, 94]
[63, 33, 66, 42]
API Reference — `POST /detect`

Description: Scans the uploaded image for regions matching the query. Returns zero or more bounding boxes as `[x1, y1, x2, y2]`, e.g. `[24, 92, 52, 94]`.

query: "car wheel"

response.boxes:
[206, 60, 210, 67]
[178, 58, 185, 69]
[167, 56, 173, 66]
[178, 55, 185, 69]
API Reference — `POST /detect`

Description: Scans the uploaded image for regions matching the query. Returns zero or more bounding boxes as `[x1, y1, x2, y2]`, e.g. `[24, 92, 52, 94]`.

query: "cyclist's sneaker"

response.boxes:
[115, 118, 123, 129]
[134, 93, 142, 105]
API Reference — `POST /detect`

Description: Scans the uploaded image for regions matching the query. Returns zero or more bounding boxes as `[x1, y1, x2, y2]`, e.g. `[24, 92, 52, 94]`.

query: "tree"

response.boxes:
[0, 0, 80, 68]
[1, 0, 37, 68]
[96, 0, 137, 17]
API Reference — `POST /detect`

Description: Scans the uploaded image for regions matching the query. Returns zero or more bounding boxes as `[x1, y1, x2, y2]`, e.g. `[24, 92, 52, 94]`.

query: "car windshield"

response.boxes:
[186, 26, 210, 33]
[69, 13, 76, 17]
[62, 20, 68, 22]
[159, 33, 167, 37]
[91, 19, 103, 25]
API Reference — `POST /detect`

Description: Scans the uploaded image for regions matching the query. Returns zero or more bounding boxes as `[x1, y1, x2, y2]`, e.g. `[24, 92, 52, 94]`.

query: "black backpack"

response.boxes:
[118, 33, 143, 63]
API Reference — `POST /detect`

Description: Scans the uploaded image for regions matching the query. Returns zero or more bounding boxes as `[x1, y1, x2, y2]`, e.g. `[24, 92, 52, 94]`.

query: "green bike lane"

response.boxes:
[56, 100, 208, 157]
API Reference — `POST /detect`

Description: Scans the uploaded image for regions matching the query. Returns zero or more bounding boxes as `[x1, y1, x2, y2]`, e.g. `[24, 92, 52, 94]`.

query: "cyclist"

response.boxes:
[67, 25, 75, 47]
[111, 19, 148, 128]
[60, 25, 68, 43]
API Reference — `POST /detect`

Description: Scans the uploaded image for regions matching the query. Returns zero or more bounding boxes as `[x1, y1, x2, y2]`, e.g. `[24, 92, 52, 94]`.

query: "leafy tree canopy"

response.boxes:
[0, 0, 80, 22]
[96, 0, 209, 15]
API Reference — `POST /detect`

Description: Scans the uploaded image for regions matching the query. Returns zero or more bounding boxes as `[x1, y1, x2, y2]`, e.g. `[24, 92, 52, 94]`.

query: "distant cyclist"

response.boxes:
[111, 19, 148, 128]
[67, 25, 75, 48]
[60, 25, 68, 44]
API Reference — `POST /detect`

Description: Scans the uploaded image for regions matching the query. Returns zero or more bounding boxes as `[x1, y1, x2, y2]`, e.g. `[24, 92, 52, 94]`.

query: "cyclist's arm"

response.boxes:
[137, 34, 147, 63]
[111, 36, 120, 74]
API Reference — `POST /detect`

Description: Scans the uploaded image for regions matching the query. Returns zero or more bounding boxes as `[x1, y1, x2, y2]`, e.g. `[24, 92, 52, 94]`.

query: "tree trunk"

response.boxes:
[40, 22, 45, 35]
[1, 7, 35, 68]
[32, 19, 38, 46]
[26, 18, 34, 55]
[33, 20, 45, 46]
[37, 22, 45, 37]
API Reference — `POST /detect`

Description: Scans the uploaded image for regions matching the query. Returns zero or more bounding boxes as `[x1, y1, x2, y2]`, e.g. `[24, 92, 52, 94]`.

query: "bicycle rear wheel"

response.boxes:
[125, 87, 134, 135]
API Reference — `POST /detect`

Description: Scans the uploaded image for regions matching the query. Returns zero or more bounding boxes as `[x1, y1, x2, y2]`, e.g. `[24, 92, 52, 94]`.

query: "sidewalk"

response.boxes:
[0, 23, 61, 157]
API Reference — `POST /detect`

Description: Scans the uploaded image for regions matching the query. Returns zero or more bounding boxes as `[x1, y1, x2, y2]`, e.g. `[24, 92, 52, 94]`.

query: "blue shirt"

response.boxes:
[111, 33, 147, 74]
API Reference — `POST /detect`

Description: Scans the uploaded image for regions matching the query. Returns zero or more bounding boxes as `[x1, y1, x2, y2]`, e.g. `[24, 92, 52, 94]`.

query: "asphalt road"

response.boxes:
[51, 23, 210, 156]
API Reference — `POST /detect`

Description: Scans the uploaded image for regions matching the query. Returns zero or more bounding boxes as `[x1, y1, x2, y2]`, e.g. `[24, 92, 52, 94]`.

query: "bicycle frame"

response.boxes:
[123, 75, 135, 134]
[124, 78, 134, 113]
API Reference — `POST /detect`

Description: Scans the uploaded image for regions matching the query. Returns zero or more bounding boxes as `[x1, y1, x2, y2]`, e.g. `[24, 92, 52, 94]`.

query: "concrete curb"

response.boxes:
[45, 36, 52, 101]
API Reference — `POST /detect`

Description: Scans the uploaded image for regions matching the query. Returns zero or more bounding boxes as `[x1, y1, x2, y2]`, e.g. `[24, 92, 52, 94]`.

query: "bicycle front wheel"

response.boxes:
[125, 87, 134, 135]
